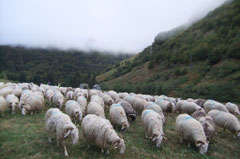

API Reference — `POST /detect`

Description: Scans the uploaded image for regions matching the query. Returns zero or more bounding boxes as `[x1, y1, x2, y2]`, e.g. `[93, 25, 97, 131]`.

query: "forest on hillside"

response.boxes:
[0, 46, 131, 87]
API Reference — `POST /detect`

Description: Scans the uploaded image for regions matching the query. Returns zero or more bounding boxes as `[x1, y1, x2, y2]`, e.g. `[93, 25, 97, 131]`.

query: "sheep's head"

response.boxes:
[121, 122, 129, 131]
[64, 126, 79, 145]
[74, 111, 82, 122]
[195, 140, 208, 154]
[113, 138, 125, 155]
[21, 106, 29, 115]
[152, 133, 167, 148]
[129, 114, 136, 121]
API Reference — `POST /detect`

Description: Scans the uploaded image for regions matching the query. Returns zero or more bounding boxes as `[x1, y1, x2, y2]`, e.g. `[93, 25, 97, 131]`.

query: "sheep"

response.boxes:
[45, 89, 54, 103]
[109, 104, 129, 131]
[52, 91, 64, 109]
[123, 95, 135, 105]
[6, 94, 19, 114]
[131, 97, 147, 113]
[144, 102, 165, 123]
[191, 110, 215, 142]
[225, 102, 240, 115]
[194, 99, 206, 108]
[176, 100, 202, 114]
[13, 86, 22, 98]
[19, 90, 33, 109]
[22, 94, 44, 115]
[82, 114, 126, 155]
[66, 91, 74, 100]
[87, 102, 105, 118]
[45, 108, 79, 156]
[0, 82, 5, 89]
[65, 100, 82, 125]
[155, 99, 174, 113]
[100, 93, 114, 106]
[90, 95, 104, 109]
[204, 99, 229, 113]
[0, 96, 8, 117]
[141, 109, 166, 148]
[208, 110, 240, 138]
[77, 96, 87, 116]
[89, 89, 101, 97]
[118, 100, 136, 121]
[118, 92, 128, 99]
[0, 87, 14, 97]
[176, 114, 208, 154]
[108, 90, 119, 102]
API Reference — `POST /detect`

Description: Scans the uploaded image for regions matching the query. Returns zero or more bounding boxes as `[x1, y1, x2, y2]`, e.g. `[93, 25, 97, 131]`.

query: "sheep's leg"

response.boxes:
[146, 134, 148, 139]
[105, 149, 110, 155]
[31, 111, 33, 115]
[48, 136, 53, 143]
[63, 142, 69, 157]
[179, 134, 183, 143]
[101, 148, 104, 153]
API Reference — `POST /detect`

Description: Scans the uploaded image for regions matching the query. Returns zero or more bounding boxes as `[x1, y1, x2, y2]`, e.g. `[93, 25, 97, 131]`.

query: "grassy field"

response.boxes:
[0, 103, 240, 159]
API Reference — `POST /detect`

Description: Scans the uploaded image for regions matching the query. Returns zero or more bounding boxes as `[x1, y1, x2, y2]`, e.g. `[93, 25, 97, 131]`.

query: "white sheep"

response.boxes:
[204, 99, 229, 113]
[144, 102, 165, 123]
[118, 92, 129, 99]
[176, 100, 202, 114]
[6, 94, 19, 114]
[0, 96, 8, 117]
[82, 114, 125, 154]
[45, 89, 54, 103]
[108, 90, 120, 102]
[109, 104, 129, 131]
[208, 110, 240, 138]
[0, 86, 14, 97]
[100, 93, 114, 106]
[155, 99, 174, 113]
[45, 108, 79, 156]
[65, 100, 82, 125]
[19, 90, 33, 109]
[176, 114, 208, 154]
[118, 100, 136, 121]
[87, 101, 105, 118]
[131, 97, 147, 113]
[66, 91, 74, 100]
[141, 109, 166, 148]
[22, 94, 44, 115]
[76, 96, 87, 116]
[90, 95, 104, 109]
[225, 102, 240, 115]
[52, 91, 64, 109]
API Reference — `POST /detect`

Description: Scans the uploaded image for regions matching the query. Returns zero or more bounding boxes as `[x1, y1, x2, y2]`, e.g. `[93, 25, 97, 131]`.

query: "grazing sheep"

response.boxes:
[45, 108, 79, 156]
[87, 102, 105, 118]
[132, 97, 147, 113]
[225, 102, 240, 115]
[118, 92, 128, 99]
[141, 109, 166, 148]
[109, 104, 129, 131]
[208, 110, 240, 138]
[89, 89, 101, 97]
[13, 86, 22, 98]
[82, 114, 126, 154]
[204, 100, 229, 113]
[155, 99, 173, 113]
[176, 100, 202, 114]
[90, 95, 105, 109]
[144, 102, 165, 123]
[0, 87, 14, 97]
[45, 89, 54, 103]
[0, 96, 8, 117]
[176, 114, 208, 154]
[118, 100, 136, 121]
[65, 100, 82, 125]
[123, 95, 135, 106]
[101, 94, 114, 106]
[66, 91, 74, 100]
[52, 91, 64, 109]
[108, 90, 119, 102]
[6, 94, 19, 114]
[192, 110, 207, 120]
[77, 96, 87, 116]
[22, 95, 44, 115]
[19, 90, 33, 109]
[194, 99, 206, 108]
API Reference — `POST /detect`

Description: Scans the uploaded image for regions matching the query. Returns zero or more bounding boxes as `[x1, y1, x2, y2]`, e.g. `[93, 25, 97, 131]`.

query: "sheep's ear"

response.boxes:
[152, 134, 157, 141]
[195, 140, 204, 147]
[113, 138, 121, 148]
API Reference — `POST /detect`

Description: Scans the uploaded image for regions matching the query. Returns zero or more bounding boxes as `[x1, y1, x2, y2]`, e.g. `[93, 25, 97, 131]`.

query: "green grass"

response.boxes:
[0, 104, 240, 159]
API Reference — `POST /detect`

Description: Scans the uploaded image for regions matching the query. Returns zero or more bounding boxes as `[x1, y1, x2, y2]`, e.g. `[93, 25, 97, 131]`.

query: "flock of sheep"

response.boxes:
[0, 81, 240, 156]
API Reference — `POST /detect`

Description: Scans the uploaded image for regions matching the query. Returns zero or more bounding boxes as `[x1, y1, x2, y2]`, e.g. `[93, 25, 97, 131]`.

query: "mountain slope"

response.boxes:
[0, 46, 131, 87]
[97, 0, 240, 103]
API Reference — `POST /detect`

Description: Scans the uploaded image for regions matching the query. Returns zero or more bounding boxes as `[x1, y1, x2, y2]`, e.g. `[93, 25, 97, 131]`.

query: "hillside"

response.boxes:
[0, 46, 131, 87]
[97, 0, 240, 103]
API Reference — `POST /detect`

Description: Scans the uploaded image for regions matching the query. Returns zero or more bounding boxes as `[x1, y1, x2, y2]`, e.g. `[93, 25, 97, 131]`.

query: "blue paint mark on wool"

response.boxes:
[184, 116, 193, 120]
[112, 104, 121, 107]
[143, 109, 153, 118]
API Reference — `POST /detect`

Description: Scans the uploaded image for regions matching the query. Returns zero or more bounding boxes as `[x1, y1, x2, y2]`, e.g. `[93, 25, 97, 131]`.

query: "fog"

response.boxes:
[0, 0, 227, 53]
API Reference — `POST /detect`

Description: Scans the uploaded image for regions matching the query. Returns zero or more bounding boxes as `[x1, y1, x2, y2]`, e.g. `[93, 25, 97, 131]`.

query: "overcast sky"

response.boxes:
[0, 0, 227, 53]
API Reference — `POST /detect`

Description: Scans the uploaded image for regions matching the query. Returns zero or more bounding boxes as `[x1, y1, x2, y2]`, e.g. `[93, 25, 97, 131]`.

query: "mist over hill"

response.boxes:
[97, 0, 240, 102]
